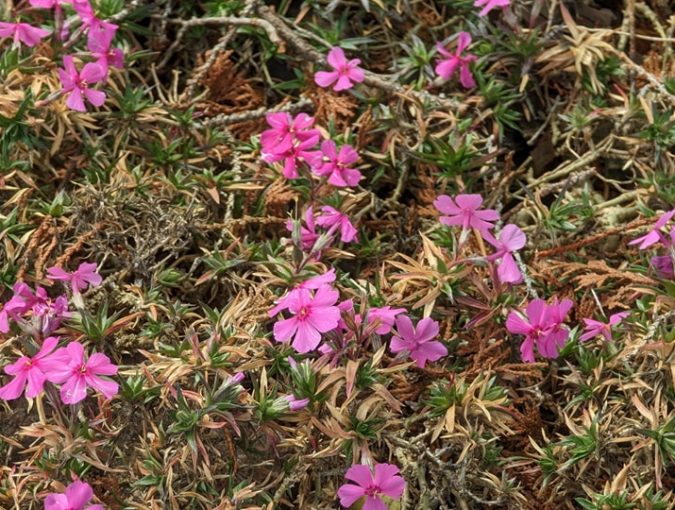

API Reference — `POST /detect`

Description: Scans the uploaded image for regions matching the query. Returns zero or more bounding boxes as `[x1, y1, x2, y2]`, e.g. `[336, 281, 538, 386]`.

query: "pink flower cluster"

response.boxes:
[0, 338, 118, 404]
[269, 271, 448, 368]
[506, 298, 573, 362]
[435, 193, 527, 284]
[2, 0, 126, 112]
[628, 209, 675, 279]
[261, 112, 363, 188]
[0, 282, 69, 336]
[45, 480, 103, 510]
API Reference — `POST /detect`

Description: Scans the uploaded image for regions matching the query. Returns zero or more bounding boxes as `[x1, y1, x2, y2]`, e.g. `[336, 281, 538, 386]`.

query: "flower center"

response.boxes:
[364, 485, 381, 497]
[79, 364, 88, 375]
[298, 306, 309, 319]
[338, 65, 351, 77]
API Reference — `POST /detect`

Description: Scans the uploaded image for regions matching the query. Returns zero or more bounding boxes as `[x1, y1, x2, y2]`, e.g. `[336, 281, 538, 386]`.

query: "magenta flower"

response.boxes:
[474, 0, 511, 16]
[0, 283, 34, 333]
[44, 342, 118, 405]
[316, 206, 358, 243]
[44, 480, 103, 510]
[311, 140, 362, 187]
[57, 56, 107, 112]
[506, 298, 573, 362]
[434, 194, 499, 234]
[261, 112, 319, 157]
[286, 206, 319, 252]
[435, 32, 477, 89]
[315, 47, 365, 92]
[337, 463, 405, 510]
[485, 224, 526, 284]
[47, 262, 102, 294]
[629, 210, 675, 250]
[580, 312, 629, 342]
[651, 254, 674, 278]
[285, 395, 310, 411]
[272, 285, 341, 353]
[0, 22, 50, 47]
[32, 291, 70, 335]
[87, 23, 124, 73]
[29, 0, 72, 8]
[367, 306, 406, 335]
[390, 315, 447, 368]
[72, 0, 116, 33]
[265, 136, 322, 180]
[0, 337, 61, 401]
[269, 269, 337, 317]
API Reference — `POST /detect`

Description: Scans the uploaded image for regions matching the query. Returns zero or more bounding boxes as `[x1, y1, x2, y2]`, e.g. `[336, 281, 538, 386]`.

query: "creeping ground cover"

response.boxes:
[1, 0, 675, 508]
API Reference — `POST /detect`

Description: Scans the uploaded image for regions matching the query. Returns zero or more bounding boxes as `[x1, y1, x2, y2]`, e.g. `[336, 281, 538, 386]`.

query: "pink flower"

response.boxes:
[311, 140, 362, 187]
[44, 480, 103, 510]
[32, 290, 71, 335]
[367, 306, 406, 335]
[47, 262, 102, 294]
[57, 56, 107, 112]
[315, 47, 365, 92]
[44, 342, 118, 405]
[485, 224, 526, 284]
[87, 23, 124, 73]
[474, 0, 511, 16]
[286, 206, 320, 252]
[651, 255, 674, 278]
[435, 32, 477, 89]
[434, 194, 499, 233]
[72, 0, 116, 33]
[390, 315, 447, 368]
[265, 136, 322, 180]
[285, 395, 310, 411]
[337, 463, 405, 510]
[29, 0, 72, 8]
[316, 206, 358, 243]
[269, 269, 338, 317]
[0, 22, 50, 47]
[629, 210, 675, 250]
[272, 285, 341, 353]
[0, 337, 60, 401]
[506, 298, 573, 362]
[261, 112, 319, 157]
[0, 283, 34, 333]
[580, 312, 629, 342]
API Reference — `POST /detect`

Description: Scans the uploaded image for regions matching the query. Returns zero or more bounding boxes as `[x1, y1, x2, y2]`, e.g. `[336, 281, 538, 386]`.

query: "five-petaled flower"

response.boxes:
[337, 463, 406, 510]
[434, 193, 499, 235]
[0, 337, 60, 401]
[44, 480, 104, 510]
[311, 140, 362, 187]
[580, 312, 629, 342]
[0, 21, 50, 47]
[58, 56, 107, 112]
[44, 341, 118, 405]
[390, 315, 447, 368]
[47, 262, 102, 294]
[485, 224, 527, 284]
[271, 285, 341, 353]
[315, 47, 365, 92]
[474, 0, 511, 17]
[435, 32, 477, 89]
[316, 206, 358, 243]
